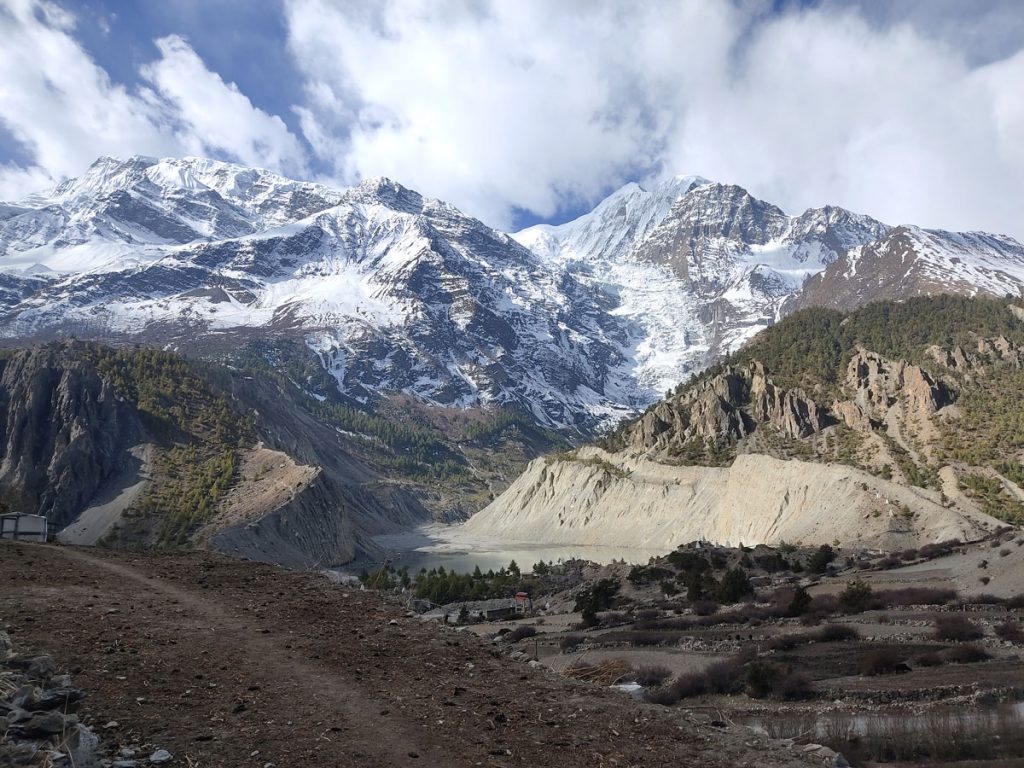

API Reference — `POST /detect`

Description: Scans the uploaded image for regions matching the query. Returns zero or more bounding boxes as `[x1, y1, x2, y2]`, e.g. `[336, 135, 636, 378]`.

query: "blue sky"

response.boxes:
[1, 0, 1022, 236]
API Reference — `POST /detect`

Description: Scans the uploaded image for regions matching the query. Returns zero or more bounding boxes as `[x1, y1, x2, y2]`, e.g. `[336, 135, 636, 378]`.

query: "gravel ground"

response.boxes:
[0, 542, 820, 768]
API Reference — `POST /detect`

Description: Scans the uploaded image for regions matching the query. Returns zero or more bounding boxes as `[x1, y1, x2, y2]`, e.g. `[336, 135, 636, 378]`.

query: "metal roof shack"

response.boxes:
[0, 513, 48, 543]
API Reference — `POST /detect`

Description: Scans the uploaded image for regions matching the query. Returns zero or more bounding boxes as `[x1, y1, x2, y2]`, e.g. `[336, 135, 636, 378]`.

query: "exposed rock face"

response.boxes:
[790, 226, 1024, 313]
[625, 361, 825, 454]
[843, 349, 950, 433]
[0, 347, 142, 528]
[0, 342, 432, 566]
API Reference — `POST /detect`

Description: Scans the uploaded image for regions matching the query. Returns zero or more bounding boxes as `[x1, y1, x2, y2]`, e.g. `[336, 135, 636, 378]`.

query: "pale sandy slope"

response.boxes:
[463, 448, 1000, 552]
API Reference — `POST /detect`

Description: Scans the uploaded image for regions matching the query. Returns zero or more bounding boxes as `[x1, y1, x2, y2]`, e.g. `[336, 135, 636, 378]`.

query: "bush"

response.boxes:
[819, 624, 860, 642]
[808, 544, 836, 574]
[630, 665, 673, 687]
[717, 568, 753, 604]
[575, 578, 621, 617]
[786, 586, 812, 617]
[943, 644, 992, 664]
[839, 580, 875, 613]
[964, 593, 1005, 605]
[860, 648, 908, 676]
[995, 620, 1024, 644]
[1005, 594, 1024, 609]
[745, 662, 780, 699]
[560, 634, 584, 652]
[703, 657, 744, 694]
[506, 625, 537, 643]
[774, 670, 814, 701]
[934, 615, 984, 641]
[916, 651, 945, 668]
[692, 600, 720, 616]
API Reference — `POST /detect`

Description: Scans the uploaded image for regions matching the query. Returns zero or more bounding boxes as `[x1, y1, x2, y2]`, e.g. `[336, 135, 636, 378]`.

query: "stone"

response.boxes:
[65, 724, 100, 768]
[113, 762, 139, 768]
[149, 748, 173, 764]
[11, 710, 67, 738]
[28, 687, 85, 712]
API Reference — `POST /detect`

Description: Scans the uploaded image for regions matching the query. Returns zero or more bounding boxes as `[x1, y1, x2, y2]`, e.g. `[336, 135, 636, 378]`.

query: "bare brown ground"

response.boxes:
[0, 542, 817, 768]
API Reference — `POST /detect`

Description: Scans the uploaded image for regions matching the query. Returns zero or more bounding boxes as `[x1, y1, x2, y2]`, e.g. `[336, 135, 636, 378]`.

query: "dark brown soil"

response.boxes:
[0, 542, 816, 768]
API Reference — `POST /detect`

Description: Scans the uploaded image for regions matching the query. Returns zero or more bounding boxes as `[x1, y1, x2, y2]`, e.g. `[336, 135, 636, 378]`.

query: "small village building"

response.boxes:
[421, 595, 535, 623]
[0, 513, 48, 543]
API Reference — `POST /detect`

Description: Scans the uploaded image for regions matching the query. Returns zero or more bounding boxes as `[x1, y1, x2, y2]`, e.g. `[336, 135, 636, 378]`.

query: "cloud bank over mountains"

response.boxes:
[1, 0, 1022, 237]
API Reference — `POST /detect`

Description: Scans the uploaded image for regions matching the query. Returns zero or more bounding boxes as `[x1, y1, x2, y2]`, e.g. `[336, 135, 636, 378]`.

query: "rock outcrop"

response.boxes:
[625, 361, 827, 456]
[0, 347, 143, 528]
[829, 348, 951, 446]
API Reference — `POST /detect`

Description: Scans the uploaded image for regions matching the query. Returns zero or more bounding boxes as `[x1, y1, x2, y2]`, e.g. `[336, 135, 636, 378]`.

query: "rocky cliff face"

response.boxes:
[0, 347, 143, 528]
[0, 342, 437, 567]
[625, 361, 828, 456]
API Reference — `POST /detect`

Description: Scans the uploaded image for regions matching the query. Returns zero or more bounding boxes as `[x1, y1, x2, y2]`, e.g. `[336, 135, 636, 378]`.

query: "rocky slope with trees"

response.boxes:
[466, 296, 1024, 551]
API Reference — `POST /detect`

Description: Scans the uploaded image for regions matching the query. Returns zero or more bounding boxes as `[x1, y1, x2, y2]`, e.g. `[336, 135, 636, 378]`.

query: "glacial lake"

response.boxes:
[354, 523, 670, 574]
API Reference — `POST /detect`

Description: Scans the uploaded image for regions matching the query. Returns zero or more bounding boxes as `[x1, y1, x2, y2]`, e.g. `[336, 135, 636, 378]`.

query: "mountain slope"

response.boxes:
[0, 158, 659, 432]
[466, 296, 1024, 551]
[790, 226, 1024, 312]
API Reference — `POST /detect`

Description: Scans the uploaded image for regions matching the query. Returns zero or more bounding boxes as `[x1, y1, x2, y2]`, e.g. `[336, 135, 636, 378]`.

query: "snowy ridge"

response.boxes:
[2, 155, 1023, 436]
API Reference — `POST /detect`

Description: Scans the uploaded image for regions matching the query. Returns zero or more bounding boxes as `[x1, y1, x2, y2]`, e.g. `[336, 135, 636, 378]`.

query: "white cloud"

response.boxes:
[0, 1, 307, 198]
[1, 0, 1022, 240]
[284, 0, 1024, 237]
[141, 35, 308, 177]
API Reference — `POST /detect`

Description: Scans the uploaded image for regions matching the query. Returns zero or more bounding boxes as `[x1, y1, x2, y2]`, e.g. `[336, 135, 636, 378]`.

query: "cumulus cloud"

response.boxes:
[1, 0, 1022, 240]
[0, 0, 307, 198]
[141, 35, 308, 177]
[284, 0, 1024, 236]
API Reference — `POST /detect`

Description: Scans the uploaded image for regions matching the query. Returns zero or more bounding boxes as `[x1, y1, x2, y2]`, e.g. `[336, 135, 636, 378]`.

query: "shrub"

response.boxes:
[506, 625, 537, 643]
[995, 620, 1024, 643]
[876, 587, 957, 607]
[786, 586, 812, 617]
[717, 568, 754, 604]
[808, 544, 836, 574]
[916, 651, 945, 667]
[934, 615, 984, 641]
[630, 665, 673, 687]
[598, 611, 630, 628]
[765, 632, 813, 651]
[943, 644, 992, 664]
[745, 662, 781, 699]
[560, 634, 584, 652]
[839, 580, 874, 613]
[774, 670, 814, 700]
[1005, 594, 1024, 609]
[692, 600, 720, 616]
[575, 578, 621, 616]
[860, 648, 908, 676]
[964, 593, 1004, 605]
[819, 624, 860, 642]
[703, 657, 744, 694]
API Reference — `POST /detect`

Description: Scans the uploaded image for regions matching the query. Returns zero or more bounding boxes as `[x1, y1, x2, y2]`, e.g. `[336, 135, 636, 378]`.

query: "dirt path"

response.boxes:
[0, 543, 816, 768]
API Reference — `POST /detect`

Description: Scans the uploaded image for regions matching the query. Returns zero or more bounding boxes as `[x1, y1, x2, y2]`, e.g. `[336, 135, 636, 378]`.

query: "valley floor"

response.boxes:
[0, 542, 816, 768]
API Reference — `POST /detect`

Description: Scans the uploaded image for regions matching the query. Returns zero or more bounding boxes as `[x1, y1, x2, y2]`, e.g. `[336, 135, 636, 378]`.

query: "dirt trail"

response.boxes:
[0, 543, 816, 768]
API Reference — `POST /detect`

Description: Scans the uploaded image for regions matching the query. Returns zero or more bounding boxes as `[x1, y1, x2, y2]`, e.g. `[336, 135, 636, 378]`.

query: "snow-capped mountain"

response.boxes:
[514, 179, 889, 384]
[0, 156, 649, 432]
[791, 225, 1024, 312]
[2, 155, 1024, 437]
